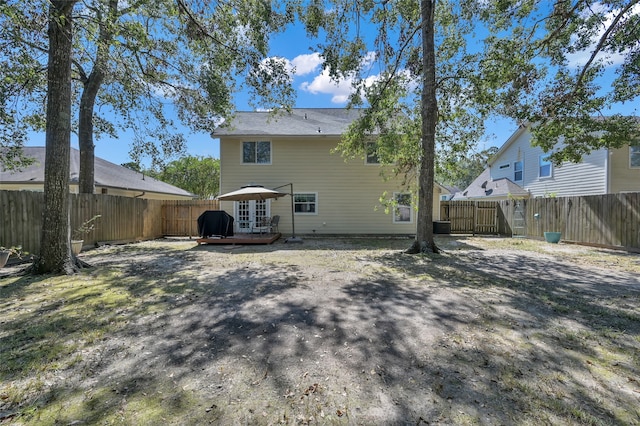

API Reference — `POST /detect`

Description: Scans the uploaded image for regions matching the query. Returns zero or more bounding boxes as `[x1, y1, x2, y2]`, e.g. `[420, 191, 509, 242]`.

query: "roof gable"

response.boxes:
[487, 123, 529, 166]
[458, 168, 529, 199]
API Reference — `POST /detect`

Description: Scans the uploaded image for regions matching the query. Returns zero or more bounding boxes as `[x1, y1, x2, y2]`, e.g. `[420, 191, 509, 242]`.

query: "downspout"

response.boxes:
[605, 148, 611, 193]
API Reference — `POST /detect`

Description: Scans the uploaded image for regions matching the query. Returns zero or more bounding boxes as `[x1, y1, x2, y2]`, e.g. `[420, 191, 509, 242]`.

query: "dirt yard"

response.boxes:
[1, 236, 639, 425]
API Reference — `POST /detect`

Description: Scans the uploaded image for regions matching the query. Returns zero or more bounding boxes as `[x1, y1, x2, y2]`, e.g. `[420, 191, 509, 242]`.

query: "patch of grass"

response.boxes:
[27, 384, 207, 426]
[1, 376, 46, 407]
[0, 268, 168, 416]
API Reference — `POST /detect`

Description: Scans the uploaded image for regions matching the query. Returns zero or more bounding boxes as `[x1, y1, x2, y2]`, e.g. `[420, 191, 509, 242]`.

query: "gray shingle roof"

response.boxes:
[455, 168, 529, 199]
[213, 108, 366, 136]
[0, 147, 194, 197]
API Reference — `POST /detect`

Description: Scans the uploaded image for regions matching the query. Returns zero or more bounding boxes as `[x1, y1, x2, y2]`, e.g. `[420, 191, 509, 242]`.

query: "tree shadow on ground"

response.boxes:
[2, 238, 639, 424]
[364, 247, 640, 423]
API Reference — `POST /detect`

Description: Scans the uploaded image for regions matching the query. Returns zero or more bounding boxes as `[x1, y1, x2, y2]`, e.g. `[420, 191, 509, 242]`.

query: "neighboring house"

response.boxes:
[440, 184, 461, 201]
[0, 147, 195, 200]
[214, 108, 449, 235]
[454, 168, 530, 200]
[458, 123, 640, 199]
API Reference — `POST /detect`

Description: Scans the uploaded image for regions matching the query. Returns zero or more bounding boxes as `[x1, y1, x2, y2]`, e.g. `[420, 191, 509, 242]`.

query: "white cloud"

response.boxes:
[299, 69, 354, 103]
[260, 53, 322, 82]
[290, 53, 322, 76]
[297, 51, 382, 104]
[360, 51, 378, 68]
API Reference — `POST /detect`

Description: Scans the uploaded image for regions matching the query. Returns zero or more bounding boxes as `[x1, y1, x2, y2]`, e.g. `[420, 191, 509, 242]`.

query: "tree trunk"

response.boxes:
[34, 0, 78, 274]
[78, 89, 97, 194]
[79, 0, 116, 194]
[407, 0, 439, 254]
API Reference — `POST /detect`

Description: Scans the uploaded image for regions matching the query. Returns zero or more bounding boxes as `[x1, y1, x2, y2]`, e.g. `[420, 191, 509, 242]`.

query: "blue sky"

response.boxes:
[25, 6, 639, 168]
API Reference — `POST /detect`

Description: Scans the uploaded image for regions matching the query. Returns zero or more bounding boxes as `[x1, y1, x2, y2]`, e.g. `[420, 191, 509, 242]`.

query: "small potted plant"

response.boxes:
[72, 215, 101, 255]
[0, 246, 22, 268]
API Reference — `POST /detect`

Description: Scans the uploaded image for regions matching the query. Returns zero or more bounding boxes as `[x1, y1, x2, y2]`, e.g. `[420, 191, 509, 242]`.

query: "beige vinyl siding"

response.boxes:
[0, 183, 45, 192]
[609, 146, 640, 193]
[220, 136, 423, 235]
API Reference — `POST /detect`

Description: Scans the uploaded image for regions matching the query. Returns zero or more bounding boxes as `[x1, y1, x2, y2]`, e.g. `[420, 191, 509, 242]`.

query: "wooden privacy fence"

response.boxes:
[162, 199, 220, 236]
[497, 193, 640, 250]
[440, 201, 498, 235]
[443, 193, 640, 251]
[1, 191, 219, 254]
[5, 190, 639, 252]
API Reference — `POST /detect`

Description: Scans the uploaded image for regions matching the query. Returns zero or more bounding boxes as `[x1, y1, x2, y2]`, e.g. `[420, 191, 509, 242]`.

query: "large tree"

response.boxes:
[33, 0, 78, 274]
[73, 0, 296, 193]
[1, 0, 296, 187]
[2, 0, 295, 273]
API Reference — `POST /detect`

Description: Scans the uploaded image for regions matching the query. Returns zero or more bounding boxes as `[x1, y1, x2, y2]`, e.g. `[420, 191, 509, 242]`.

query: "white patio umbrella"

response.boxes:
[216, 185, 287, 201]
[216, 185, 302, 242]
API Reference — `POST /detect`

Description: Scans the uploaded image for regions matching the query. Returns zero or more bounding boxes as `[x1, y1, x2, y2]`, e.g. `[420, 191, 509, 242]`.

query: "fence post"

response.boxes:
[472, 201, 475, 236]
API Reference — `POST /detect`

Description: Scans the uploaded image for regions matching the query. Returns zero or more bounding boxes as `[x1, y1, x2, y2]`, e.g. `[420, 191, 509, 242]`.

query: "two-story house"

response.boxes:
[214, 108, 448, 236]
[457, 123, 640, 199]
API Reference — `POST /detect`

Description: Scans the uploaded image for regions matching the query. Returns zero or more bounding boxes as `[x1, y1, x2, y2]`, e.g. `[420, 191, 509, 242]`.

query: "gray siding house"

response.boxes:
[457, 123, 640, 199]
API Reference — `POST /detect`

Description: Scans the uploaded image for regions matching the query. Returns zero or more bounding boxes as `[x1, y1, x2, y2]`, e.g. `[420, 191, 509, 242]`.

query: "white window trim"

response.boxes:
[293, 192, 318, 215]
[234, 199, 271, 232]
[538, 155, 553, 179]
[514, 160, 523, 182]
[365, 142, 380, 165]
[630, 145, 640, 169]
[392, 192, 413, 224]
[241, 140, 272, 165]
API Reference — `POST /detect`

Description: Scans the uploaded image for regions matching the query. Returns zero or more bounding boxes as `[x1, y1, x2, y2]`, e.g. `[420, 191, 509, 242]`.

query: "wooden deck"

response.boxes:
[196, 233, 281, 245]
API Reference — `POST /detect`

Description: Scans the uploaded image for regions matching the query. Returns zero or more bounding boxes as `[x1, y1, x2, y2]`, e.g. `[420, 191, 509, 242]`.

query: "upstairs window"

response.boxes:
[514, 161, 523, 181]
[539, 155, 552, 178]
[631, 146, 640, 168]
[393, 192, 412, 223]
[242, 141, 271, 164]
[365, 143, 380, 164]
